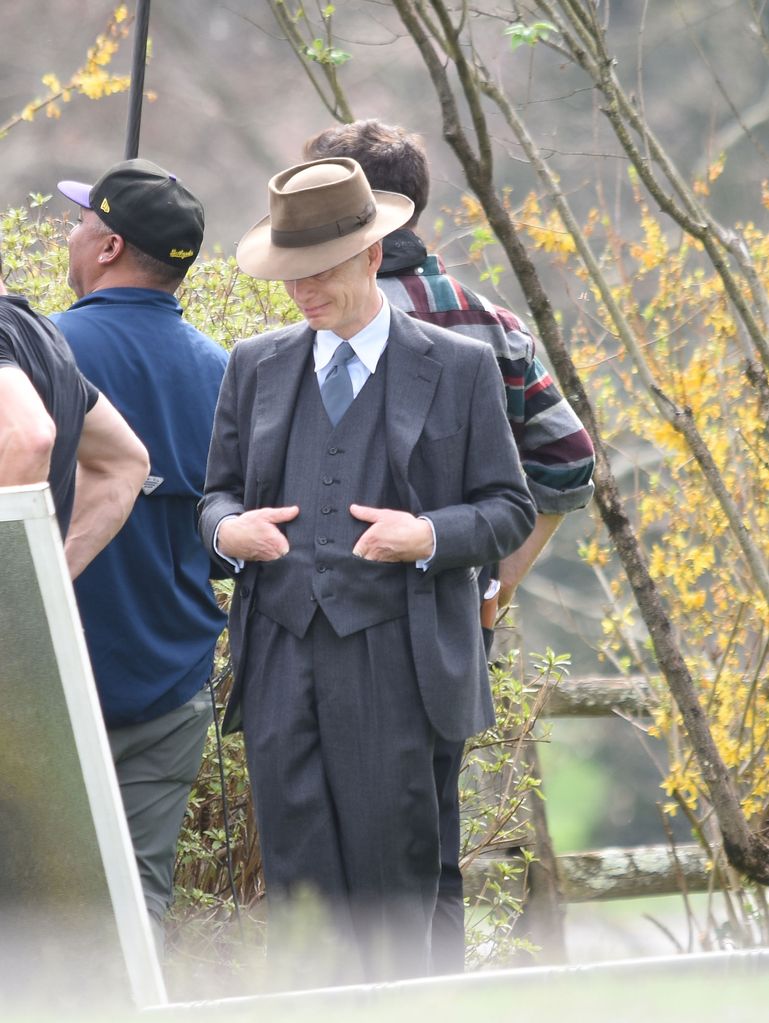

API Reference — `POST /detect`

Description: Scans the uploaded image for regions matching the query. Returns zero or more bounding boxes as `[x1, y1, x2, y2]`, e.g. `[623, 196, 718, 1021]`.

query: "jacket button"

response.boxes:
[240, 585, 251, 597]
[328, 446, 339, 455]
[318, 536, 329, 545]
[317, 564, 327, 573]
[322, 474, 334, 485]
[321, 505, 332, 514]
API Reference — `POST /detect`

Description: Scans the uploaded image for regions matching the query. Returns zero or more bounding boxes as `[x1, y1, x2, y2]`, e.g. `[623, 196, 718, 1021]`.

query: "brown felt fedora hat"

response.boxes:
[236, 158, 414, 281]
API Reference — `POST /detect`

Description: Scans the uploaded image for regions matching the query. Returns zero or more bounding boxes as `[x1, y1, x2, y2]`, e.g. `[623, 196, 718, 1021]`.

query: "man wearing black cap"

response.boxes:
[53, 159, 228, 948]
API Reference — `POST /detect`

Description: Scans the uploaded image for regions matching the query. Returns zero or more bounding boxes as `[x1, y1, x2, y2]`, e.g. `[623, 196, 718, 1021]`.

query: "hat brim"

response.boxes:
[57, 180, 92, 208]
[236, 190, 414, 281]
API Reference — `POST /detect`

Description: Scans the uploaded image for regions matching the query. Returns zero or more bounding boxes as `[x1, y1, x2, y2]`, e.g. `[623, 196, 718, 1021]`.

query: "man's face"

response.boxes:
[283, 245, 380, 339]
[66, 208, 112, 298]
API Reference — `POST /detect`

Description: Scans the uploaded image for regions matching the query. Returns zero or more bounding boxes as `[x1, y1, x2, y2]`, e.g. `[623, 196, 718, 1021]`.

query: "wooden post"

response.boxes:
[518, 743, 568, 963]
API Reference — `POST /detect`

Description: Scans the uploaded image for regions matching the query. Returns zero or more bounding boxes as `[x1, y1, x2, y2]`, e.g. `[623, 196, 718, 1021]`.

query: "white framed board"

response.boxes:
[0, 483, 166, 1012]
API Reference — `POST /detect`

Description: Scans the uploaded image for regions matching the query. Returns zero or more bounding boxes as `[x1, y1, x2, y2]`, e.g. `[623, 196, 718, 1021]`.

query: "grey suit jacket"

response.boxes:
[199, 304, 536, 740]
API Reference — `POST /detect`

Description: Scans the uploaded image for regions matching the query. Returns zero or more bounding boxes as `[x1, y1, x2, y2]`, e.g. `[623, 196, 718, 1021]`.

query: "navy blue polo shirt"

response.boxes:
[52, 288, 228, 727]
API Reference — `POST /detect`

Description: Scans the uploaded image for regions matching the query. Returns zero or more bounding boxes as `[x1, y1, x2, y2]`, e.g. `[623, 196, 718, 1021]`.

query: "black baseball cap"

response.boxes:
[58, 158, 204, 269]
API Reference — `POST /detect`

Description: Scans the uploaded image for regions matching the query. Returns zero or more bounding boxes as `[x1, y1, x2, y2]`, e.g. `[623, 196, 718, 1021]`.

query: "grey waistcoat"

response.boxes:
[254, 349, 408, 638]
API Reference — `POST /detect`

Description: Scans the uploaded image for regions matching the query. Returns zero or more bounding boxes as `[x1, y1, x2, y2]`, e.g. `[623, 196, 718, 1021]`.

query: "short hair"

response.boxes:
[89, 214, 186, 290]
[303, 119, 430, 227]
[124, 242, 187, 290]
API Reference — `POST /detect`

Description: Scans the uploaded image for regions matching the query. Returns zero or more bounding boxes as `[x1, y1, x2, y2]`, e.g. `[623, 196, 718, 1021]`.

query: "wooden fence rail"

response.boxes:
[533, 675, 653, 718]
[467, 843, 711, 902]
[480, 672, 721, 961]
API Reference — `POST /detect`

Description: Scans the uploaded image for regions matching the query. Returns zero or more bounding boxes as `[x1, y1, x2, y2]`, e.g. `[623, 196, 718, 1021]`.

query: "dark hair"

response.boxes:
[125, 241, 187, 290]
[87, 208, 187, 291]
[303, 119, 429, 227]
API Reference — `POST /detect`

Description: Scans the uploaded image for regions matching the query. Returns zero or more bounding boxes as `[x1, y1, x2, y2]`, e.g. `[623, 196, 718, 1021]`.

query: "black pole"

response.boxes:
[124, 0, 152, 159]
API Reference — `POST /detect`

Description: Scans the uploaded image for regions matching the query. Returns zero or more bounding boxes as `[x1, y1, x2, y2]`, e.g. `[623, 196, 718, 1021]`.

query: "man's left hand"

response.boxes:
[350, 504, 434, 562]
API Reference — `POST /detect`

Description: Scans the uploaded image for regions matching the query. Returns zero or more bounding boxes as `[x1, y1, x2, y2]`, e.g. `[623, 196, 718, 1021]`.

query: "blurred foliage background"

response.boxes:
[5, 0, 769, 987]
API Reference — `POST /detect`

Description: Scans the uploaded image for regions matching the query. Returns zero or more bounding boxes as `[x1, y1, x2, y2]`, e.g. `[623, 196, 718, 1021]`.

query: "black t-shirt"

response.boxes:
[0, 294, 98, 534]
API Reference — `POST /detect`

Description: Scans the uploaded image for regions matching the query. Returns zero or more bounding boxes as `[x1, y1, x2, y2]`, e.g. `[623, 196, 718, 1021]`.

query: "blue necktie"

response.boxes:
[321, 341, 355, 426]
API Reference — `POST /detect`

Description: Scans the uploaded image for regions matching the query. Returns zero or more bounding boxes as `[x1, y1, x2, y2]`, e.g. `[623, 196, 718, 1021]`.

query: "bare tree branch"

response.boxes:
[266, 1, 354, 123]
[391, 0, 769, 885]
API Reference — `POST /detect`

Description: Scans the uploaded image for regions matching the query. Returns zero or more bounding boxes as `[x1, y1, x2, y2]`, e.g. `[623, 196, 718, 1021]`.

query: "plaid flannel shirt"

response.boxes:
[378, 247, 594, 515]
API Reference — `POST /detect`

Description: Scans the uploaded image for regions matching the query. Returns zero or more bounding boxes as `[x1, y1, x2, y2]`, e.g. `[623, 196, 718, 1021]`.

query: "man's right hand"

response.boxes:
[217, 506, 299, 562]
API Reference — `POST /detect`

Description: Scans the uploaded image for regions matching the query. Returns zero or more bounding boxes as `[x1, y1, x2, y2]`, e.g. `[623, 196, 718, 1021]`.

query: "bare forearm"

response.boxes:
[498, 512, 563, 606]
[66, 393, 149, 577]
[65, 467, 141, 579]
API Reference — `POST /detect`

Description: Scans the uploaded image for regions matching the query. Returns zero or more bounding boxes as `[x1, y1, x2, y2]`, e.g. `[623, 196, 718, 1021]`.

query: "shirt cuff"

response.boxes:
[214, 515, 244, 573]
[526, 477, 595, 514]
[415, 515, 436, 571]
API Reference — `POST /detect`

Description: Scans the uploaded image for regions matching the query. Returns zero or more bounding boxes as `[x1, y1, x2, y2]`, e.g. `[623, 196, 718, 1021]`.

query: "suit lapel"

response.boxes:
[252, 324, 314, 505]
[250, 313, 441, 508]
[385, 311, 442, 507]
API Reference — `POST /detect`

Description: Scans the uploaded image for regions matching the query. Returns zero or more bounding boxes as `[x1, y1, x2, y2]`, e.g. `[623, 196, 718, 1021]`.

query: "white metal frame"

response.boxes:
[0, 483, 167, 1009]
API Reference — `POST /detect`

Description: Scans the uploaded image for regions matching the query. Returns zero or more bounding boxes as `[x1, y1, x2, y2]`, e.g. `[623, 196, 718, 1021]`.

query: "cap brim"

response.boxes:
[236, 190, 414, 281]
[57, 180, 93, 208]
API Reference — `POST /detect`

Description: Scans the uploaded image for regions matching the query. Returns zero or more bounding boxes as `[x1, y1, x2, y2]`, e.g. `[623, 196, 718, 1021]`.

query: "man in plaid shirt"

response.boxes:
[304, 120, 595, 973]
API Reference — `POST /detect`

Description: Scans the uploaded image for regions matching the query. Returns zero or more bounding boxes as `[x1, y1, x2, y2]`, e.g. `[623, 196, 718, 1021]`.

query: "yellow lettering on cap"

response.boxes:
[169, 248, 194, 260]
[100, 197, 111, 214]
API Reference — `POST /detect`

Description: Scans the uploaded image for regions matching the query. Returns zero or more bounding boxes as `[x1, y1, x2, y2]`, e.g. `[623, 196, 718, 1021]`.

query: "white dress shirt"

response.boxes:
[313, 290, 391, 393]
[215, 291, 435, 568]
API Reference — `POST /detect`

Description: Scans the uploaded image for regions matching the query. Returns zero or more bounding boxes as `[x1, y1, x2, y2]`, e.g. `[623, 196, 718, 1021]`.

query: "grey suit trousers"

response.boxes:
[241, 608, 439, 984]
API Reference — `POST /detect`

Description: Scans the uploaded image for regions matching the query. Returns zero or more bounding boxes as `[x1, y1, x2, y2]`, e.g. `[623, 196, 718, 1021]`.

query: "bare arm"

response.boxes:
[0, 366, 57, 485]
[65, 394, 150, 579]
[497, 512, 564, 609]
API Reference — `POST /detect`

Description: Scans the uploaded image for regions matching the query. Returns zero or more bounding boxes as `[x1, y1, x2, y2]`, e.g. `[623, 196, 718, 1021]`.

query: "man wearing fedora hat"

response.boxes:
[200, 157, 536, 981]
[303, 119, 596, 974]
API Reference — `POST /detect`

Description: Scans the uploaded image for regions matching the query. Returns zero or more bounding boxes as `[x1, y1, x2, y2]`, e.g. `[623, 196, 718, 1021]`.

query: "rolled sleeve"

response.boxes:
[526, 475, 594, 514]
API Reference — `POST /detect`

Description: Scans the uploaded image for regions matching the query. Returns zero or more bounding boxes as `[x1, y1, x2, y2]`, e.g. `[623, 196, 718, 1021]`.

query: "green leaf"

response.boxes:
[303, 39, 351, 66]
[504, 20, 556, 52]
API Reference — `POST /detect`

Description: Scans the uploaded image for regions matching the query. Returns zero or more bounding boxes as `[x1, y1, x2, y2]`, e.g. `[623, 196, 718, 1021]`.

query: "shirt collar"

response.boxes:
[314, 290, 391, 375]
[68, 287, 183, 314]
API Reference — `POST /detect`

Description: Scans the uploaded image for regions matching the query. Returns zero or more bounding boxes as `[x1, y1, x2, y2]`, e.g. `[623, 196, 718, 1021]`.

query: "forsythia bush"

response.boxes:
[518, 176, 769, 919]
